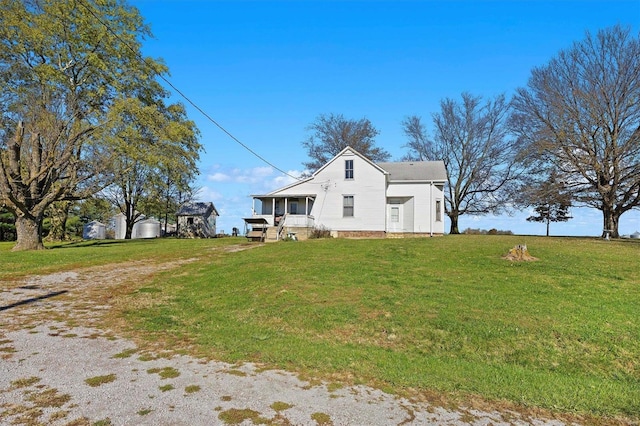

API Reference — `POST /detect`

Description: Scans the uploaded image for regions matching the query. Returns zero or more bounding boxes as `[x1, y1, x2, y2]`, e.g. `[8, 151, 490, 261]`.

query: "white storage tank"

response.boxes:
[83, 221, 106, 240]
[135, 218, 161, 239]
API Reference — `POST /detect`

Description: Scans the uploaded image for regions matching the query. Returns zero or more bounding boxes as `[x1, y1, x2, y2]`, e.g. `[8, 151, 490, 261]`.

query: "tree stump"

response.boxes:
[503, 244, 538, 261]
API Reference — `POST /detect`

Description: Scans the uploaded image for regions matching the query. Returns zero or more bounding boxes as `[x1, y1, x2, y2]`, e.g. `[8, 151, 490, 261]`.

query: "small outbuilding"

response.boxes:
[176, 202, 219, 238]
[83, 220, 106, 240]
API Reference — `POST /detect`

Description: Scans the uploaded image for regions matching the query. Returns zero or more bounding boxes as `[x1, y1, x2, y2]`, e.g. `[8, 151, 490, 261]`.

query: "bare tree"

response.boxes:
[510, 25, 640, 238]
[403, 93, 520, 234]
[302, 113, 390, 172]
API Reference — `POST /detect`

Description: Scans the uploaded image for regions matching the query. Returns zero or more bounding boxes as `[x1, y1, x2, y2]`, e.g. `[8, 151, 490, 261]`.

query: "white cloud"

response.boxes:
[207, 172, 232, 182]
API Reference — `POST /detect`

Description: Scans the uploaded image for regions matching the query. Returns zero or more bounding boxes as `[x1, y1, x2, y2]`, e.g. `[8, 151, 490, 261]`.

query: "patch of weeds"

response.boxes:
[62, 333, 78, 338]
[85, 374, 117, 387]
[147, 366, 180, 379]
[49, 409, 70, 422]
[311, 412, 333, 425]
[112, 348, 137, 359]
[138, 353, 157, 361]
[271, 401, 294, 411]
[159, 384, 174, 392]
[11, 376, 40, 388]
[137, 408, 152, 416]
[0, 339, 11, 345]
[218, 408, 269, 425]
[224, 369, 247, 377]
[326, 383, 343, 393]
[11, 407, 44, 424]
[0, 403, 31, 417]
[0, 345, 16, 353]
[26, 388, 71, 407]
[185, 385, 201, 394]
[221, 395, 233, 402]
[459, 410, 478, 423]
[91, 419, 113, 426]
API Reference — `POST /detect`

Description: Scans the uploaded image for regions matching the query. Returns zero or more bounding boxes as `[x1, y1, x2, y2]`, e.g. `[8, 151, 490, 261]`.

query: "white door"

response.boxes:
[387, 204, 403, 232]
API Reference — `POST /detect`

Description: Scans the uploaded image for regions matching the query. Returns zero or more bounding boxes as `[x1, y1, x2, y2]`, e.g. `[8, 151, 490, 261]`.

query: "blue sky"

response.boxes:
[132, 0, 640, 236]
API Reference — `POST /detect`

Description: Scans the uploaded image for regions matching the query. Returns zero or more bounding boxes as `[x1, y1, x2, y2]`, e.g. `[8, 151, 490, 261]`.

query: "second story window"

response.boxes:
[345, 159, 354, 179]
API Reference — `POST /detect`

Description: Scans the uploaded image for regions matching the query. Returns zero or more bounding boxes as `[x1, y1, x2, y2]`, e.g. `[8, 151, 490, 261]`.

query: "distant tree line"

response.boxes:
[302, 25, 639, 237]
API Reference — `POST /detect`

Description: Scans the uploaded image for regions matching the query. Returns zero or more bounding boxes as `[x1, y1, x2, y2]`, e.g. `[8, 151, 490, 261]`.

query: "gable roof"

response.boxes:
[176, 202, 219, 217]
[314, 146, 389, 177]
[377, 161, 447, 182]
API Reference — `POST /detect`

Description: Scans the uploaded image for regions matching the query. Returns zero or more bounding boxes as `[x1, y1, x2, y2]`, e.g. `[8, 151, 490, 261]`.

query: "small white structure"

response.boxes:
[134, 218, 161, 239]
[112, 213, 127, 240]
[111, 213, 161, 239]
[244, 146, 447, 241]
[83, 220, 106, 240]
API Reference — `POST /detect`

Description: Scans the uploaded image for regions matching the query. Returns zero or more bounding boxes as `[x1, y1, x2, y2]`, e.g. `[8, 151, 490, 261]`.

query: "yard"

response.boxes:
[1, 235, 638, 423]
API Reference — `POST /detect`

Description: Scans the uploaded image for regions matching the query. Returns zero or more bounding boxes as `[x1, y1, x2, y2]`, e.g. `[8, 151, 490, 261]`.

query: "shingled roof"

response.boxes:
[176, 202, 219, 217]
[377, 161, 447, 182]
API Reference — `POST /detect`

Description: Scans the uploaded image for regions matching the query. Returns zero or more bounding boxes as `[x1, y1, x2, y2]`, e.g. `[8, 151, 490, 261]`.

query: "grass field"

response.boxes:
[2, 235, 639, 422]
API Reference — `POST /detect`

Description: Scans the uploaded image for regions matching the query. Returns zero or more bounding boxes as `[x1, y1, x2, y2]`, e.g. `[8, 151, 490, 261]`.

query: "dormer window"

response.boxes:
[345, 159, 354, 179]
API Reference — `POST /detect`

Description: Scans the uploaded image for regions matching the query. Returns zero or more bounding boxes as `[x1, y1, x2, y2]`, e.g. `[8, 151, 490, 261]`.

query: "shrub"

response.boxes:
[309, 226, 332, 239]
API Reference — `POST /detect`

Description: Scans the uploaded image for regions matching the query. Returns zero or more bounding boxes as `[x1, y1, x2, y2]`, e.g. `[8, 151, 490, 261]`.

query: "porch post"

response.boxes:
[272, 199, 276, 223]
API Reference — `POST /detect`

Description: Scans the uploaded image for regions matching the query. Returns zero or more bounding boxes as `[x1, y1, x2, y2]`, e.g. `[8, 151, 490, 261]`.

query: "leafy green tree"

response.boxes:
[0, 0, 172, 250]
[102, 99, 200, 239]
[511, 25, 640, 238]
[78, 197, 115, 225]
[0, 205, 16, 241]
[44, 201, 72, 241]
[403, 93, 521, 234]
[302, 113, 390, 172]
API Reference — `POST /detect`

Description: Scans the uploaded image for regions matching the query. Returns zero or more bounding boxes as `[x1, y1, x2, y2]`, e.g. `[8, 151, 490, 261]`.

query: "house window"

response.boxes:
[187, 217, 194, 225]
[289, 201, 298, 214]
[436, 200, 442, 222]
[345, 159, 354, 179]
[343, 195, 354, 217]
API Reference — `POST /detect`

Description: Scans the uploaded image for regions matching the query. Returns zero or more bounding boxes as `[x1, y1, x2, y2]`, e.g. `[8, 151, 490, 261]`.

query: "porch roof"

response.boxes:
[250, 194, 316, 199]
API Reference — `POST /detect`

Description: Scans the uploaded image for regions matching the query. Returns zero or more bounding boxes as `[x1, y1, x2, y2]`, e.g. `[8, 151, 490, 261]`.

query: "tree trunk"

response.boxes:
[601, 207, 620, 238]
[125, 220, 134, 239]
[545, 217, 550, 237]
[448, 213, 460, 234]
[13, 215, 45, 251]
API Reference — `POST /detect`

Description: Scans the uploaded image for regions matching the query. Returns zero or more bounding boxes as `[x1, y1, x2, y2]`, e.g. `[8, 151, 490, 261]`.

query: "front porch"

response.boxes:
[244, 194, 316, 242]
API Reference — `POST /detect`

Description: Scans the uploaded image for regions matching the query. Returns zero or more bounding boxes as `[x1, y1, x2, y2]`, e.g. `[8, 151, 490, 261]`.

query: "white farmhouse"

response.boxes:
[244, 146, 447, 241]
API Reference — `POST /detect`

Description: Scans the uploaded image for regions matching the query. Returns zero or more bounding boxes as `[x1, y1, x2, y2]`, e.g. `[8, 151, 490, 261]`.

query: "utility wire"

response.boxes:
[76, 0, 301, 181]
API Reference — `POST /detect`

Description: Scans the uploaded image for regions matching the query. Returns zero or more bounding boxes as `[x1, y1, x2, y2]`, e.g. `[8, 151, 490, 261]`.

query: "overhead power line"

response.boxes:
[75, 0, 301, 181]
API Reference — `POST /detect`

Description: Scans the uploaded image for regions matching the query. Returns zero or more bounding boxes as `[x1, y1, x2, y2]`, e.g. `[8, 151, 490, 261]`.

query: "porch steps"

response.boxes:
[265, 226, 279, 242]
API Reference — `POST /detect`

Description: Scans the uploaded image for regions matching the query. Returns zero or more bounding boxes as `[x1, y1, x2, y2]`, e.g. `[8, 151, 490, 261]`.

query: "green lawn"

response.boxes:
[3, 235, 639, 420]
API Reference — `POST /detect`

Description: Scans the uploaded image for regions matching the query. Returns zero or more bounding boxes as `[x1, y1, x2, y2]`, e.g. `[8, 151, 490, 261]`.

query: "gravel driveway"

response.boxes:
[0, 260, 575, 425]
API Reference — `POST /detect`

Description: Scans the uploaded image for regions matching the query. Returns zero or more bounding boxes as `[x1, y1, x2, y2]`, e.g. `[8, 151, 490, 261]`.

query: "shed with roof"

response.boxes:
[176, 202, 219, 238]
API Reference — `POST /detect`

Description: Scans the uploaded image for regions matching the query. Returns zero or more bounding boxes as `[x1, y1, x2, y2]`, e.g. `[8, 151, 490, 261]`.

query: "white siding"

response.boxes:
[387, 181, 445, 234]
[273, 149, 387, 231]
